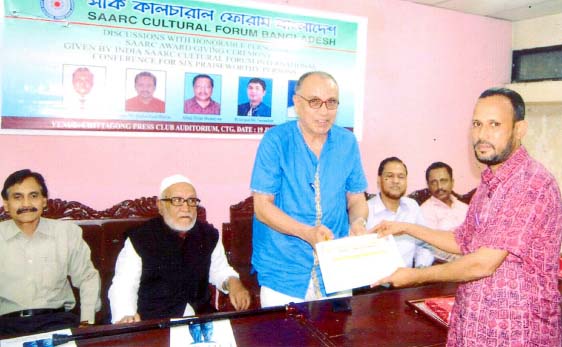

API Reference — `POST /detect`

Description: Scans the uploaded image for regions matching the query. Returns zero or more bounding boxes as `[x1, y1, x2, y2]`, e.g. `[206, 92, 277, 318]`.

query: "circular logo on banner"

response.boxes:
[40, 0, 75, 20]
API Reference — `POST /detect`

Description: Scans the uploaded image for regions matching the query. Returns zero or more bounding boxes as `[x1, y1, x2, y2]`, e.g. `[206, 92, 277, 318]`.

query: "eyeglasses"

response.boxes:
[296, 94, 339, 110]
[382, 173, 407, 181]
[160, 197, 201, 207]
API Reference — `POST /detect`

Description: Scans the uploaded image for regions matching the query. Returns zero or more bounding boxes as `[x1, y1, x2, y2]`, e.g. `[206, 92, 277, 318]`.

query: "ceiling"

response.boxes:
[402, 0, 562, 21]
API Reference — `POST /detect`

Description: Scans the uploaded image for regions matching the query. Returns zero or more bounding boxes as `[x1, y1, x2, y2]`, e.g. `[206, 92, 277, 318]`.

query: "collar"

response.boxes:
[295, 120, 333, 148]
[158, 216, 197, 239]
[481, 146, 528, 194]
[1, 217, 50, 240]
[427, 195, 459, 208]
[250, 102, 264, 109]
[373, 193, 410, 213]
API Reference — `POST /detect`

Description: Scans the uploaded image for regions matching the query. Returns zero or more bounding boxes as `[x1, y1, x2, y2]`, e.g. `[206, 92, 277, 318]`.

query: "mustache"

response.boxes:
[17, 207, 39, 214]
[474, 140, 495, 149]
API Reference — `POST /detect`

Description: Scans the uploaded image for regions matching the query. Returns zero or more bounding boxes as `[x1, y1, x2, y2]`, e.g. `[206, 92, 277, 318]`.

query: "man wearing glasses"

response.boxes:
[365, 157, 434, 268]
[108, 174, 250, 324]
[250, 71, 369, 307]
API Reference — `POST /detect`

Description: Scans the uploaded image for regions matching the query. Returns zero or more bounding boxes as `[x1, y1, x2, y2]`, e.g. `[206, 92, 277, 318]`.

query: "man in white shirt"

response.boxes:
[366, 157, 434, 268]
[420, 162, 469, 261]
[108, 174, 250, 324]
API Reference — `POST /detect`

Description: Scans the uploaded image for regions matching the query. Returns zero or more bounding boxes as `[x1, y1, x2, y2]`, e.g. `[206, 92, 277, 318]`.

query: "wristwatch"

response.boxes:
[354, 217, 367, 227]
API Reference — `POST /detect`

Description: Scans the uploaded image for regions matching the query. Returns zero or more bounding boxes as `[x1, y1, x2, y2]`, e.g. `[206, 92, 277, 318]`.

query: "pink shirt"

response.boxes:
[448, 147, 562, 346]
[183, 97, 221, 115]
[421, 196, 468, 261]
[421, 195, 468, 231]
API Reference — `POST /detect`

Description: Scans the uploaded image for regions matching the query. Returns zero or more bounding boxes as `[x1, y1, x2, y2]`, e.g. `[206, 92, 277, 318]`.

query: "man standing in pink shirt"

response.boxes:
[373, 87, 562, 346]
[420, 162, 468, 261]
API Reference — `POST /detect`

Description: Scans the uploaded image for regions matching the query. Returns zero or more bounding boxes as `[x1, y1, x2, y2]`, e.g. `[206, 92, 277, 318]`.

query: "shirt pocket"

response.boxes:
[38, 253, 66, 291]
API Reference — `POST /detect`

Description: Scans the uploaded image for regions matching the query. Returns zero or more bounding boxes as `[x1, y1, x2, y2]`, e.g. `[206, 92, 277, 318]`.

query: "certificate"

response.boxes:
[316, 233, 405, 293]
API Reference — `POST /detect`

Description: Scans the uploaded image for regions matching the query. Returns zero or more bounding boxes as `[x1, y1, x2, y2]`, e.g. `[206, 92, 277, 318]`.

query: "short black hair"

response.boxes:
[192, 74, 214, 88]
[247, 78, 266, 91]
[479, 87, 525, 122]
[2, 169, 49, 200]
[425, 162, 453, 182]
[378, 157, 407, 176]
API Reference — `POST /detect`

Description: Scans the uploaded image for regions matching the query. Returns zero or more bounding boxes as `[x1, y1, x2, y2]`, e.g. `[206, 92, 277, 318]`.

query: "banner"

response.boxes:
[0, 0, 366, 137]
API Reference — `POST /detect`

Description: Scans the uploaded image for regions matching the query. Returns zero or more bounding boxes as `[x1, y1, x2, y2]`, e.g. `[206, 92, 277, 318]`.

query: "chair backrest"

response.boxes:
[407, 188, 476, 205]
[0, 196, 207, 221]
[221, 196, 260, 310]
[0, 198, 101, 221]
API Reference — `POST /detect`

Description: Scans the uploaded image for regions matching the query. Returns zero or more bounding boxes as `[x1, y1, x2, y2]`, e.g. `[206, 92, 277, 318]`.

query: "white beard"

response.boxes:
[163, 215, 197, 233]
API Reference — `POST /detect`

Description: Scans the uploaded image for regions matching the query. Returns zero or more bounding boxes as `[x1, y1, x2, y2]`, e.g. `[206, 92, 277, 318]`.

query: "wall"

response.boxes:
[524, 104, 562, 187]
[508, 12, 562, 103]
[509, 12, 562, 187]
[0, 0, 512, 227]
[512, 12, 562, 49]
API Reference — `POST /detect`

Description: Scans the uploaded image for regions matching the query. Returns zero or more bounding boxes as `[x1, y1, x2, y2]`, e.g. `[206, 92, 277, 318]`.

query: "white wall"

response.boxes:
[509, 12, 562, 188]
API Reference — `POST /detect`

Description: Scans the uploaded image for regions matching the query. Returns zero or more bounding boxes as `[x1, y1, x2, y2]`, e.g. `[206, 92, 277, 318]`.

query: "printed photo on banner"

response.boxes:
[1, 0, 366, 136]
[286, 79, 298, 118]
[237, 77, 272, 117]
[63, 64, 106, 113]
[125, 69, 166, 113]
[183, 73, 222, 116]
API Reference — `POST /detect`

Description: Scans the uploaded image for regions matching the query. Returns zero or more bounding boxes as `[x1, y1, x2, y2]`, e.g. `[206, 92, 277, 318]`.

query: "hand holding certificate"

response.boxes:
[316, 233, 405, 293]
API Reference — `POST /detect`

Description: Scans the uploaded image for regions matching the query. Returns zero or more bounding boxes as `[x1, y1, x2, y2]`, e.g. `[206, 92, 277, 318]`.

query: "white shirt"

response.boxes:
[366, 194, 434, 268]
[108, 235, 238, 323]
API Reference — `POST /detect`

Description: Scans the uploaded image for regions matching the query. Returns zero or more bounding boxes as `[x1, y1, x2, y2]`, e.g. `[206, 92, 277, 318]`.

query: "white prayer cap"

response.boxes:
[159, 174, 192, 196]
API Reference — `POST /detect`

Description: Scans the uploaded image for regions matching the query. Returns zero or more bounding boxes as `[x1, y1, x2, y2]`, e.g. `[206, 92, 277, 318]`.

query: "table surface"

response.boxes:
[68, 282, 459, 347]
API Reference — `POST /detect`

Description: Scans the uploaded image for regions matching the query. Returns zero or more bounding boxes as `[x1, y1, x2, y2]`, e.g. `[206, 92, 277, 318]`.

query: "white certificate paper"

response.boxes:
[316, 233, 405, 293]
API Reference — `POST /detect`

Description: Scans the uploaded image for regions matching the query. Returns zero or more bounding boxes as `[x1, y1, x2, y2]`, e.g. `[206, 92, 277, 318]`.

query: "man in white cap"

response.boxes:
[108, 175, 250, 324]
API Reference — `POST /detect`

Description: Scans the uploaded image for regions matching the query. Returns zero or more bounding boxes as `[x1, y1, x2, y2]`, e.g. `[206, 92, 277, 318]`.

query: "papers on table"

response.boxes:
[316, 233, 405, 293]
[0, 329, 75, 347]
[170, 319, 236, 347]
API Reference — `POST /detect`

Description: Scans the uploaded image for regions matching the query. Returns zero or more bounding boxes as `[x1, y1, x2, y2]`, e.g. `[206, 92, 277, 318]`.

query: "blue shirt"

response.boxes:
[250, 120, 367, 298]
[366, 194, 434, 268]
[237, 102, 271, 117]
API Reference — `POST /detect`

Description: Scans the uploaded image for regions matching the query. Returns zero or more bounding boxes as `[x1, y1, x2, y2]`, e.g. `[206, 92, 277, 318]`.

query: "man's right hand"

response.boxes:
[371, 221, 409, 237]
[116, 313, 141, 324]
[303, 225, 334, 248]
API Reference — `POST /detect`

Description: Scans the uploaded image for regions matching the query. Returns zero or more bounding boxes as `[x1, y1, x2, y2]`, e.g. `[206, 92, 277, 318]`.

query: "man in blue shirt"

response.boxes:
[250, 71, 368, 307]
[237, 78, 271, 117]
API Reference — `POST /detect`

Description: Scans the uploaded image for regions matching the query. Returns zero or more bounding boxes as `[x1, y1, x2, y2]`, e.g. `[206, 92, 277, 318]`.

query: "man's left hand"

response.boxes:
[227, 278, 251, 311]
[349, 217, 368, 236]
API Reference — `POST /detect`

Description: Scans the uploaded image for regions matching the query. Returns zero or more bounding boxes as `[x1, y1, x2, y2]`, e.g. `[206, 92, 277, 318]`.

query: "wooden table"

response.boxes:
[70, 282, 458, 347]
